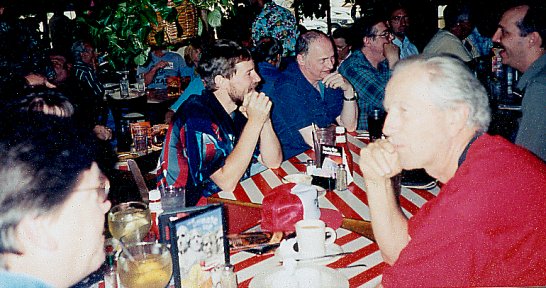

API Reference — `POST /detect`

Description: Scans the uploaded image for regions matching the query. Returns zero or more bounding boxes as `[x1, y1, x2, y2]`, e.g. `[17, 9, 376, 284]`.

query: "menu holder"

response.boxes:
[166, 204, 229, 288]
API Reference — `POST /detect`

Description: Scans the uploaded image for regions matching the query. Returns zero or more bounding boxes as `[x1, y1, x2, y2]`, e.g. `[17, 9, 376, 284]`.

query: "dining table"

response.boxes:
[208, 132, 440, 239]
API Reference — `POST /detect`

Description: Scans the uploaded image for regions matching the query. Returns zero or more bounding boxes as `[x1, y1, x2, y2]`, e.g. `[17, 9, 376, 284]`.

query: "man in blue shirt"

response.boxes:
[387, 4, 419, 59]
[137, 45, 195, 90]
[270, 30, 358, 159]
[158, 40, 282, 206]
[339, 15, 400, 130]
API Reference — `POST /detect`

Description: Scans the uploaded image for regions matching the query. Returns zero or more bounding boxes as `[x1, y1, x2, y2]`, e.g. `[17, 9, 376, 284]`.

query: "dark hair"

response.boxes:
[196, 39, 252, 91]
[296, 30, 329, 56]
[332, 26, 351, 41]
[443, 3, 472, 29]
[0, 114, 98, 255]
[517, 3, 546, 48]
[183, 38, 202, 67]
[351, 13, 386, 49]
[252, 37, 283, 63]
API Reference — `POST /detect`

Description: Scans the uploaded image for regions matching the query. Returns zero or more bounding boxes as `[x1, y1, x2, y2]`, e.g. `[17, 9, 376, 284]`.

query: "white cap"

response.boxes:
[335, 126, 345, 134]
[149, 189, 161, 201]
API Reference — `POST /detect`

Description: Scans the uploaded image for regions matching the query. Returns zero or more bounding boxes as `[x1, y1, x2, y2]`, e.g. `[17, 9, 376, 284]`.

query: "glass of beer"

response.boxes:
[108, 201, 151, 241]
[118, 242, 173, 288]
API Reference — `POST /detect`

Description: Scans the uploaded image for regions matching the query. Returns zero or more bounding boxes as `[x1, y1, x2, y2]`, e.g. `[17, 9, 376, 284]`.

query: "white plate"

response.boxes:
[275, 241, 343, 265]
[249, 265, 349, 288]
[282, 173, 313, 185]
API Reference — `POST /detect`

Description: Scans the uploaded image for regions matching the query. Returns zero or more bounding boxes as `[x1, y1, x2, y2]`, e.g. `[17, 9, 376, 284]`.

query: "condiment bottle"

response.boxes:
[335, 164, 347, 191]
[335, 126, 354, 175]
[220, 264, 238, 288]
[149, 189, 163, 240]
[119, 72, 130, 98]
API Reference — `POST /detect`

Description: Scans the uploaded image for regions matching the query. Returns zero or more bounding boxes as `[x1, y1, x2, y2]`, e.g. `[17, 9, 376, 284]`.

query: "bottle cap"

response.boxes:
[149, 189, 161, 201]
[335, 126, 345, 134]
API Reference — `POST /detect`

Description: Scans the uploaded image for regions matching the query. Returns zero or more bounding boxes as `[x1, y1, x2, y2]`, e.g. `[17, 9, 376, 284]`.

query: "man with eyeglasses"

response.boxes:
[0, 114, 112, 287]
[339, 14, 399, 130]
[387, 4, 419, 59]
[423, 3, 479, 63]
[332, 27, 352, 66]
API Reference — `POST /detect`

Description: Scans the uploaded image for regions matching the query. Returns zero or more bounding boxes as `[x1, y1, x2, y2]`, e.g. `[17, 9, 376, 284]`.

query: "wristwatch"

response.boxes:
[343, 92, 357, 101]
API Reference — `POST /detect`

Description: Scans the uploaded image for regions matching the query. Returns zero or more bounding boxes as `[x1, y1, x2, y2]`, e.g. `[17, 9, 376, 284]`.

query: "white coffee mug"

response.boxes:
[295, 219, 337, 259]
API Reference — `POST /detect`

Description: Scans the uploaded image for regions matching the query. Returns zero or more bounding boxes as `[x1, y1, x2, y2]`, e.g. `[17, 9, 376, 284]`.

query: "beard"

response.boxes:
[228, 81, 258, 106]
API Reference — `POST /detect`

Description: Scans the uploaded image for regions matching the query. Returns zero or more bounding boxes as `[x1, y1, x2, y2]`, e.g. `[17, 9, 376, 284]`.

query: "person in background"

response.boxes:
[386, 3, 419, 59]
[332, 27, 352, 66]
[361, 55, 546, 286]
[492, 3, 545, 161]
[138, 43, 193, 90]
[423, 3, 479, 63]
[158, 40, 282, 206]
[270, 30, 358, 159]
[71, 40, 109, 129]
[0, 114, 111, 288]
[252, 37, 283, 95]
[250, 0, 300, 57]
[339, 14, 399, 130]
[166, 40, 205, 124]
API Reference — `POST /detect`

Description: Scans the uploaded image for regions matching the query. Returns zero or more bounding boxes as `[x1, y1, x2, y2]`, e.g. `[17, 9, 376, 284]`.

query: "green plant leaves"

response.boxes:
[207, 7, 222, 28]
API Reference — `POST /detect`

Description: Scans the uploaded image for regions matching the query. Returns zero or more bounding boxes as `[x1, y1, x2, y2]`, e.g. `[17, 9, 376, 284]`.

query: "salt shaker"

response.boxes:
[220, 264, 237, 288]
[305, 159, 316, 175]
[335, 164, 347, 191]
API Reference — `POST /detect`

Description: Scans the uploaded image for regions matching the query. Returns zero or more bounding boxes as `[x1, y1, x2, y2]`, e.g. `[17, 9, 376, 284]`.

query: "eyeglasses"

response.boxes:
[391, 16, 409, 23]
[373, 31, 392, 39]
[75, 184, 110, 202]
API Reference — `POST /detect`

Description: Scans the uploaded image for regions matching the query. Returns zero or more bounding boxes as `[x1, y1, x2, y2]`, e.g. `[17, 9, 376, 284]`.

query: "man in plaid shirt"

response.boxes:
[339, 14, 400, 130]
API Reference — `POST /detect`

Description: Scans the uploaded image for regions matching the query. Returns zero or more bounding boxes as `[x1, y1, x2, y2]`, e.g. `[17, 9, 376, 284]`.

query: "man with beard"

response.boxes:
[387, 3, 419, 59]
[270, 30, 358, 159]
[492, 3, 545, 161]
[158, 40, 282, 206]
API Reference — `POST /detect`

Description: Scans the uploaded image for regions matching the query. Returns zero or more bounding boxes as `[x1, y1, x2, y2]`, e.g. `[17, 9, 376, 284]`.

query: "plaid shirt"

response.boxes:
[339, 50, 391, 129]
[252, 2, 299, 57]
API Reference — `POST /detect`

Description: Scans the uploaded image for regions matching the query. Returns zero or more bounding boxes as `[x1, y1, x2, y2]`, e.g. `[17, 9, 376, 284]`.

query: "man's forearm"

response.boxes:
[366, 177, 410, 265]
[258, 120, 282, 168]
[338, 89, 358, 132]
[210, 120, 263, 192]
[144, 67, 159, 85]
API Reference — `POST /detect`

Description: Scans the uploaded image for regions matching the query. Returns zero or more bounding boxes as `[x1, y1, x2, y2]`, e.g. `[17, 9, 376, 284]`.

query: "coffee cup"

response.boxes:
[295, 219, 336, 259]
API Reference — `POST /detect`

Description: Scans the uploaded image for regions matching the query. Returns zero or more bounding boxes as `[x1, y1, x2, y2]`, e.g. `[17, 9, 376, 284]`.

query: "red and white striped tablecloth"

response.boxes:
[232, 227, 386, 288]
[214, 133, 440, 221]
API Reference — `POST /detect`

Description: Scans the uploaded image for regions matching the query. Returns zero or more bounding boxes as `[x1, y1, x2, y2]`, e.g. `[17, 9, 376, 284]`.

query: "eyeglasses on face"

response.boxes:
[391, 16, 409, 23]
[373, 31, 392, 38]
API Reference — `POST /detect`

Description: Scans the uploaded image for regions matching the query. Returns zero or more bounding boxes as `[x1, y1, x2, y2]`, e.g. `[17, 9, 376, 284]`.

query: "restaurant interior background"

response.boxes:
[7, 0, 512, 70]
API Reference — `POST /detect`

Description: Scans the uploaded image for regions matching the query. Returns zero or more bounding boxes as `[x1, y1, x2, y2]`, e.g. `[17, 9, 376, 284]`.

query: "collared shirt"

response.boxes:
[256, 61, 282, 96]
[137, 51, 194, 89]
[515, 53, 546, 161]
[158, 90, 260, 206]
[251, 2, 299, 57]
[467, 27, 493, 57]
[392, 36, 419, 59]
[338, 50, 390, 130]
[270, 62, 344, 159]
[423, 29, 477, 62]
[72, 60, 105, 99]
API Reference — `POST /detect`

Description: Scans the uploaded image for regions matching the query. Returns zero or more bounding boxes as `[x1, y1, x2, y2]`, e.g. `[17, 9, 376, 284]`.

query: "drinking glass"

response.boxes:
[118, 242, 173, 288]
[108, 201, 151, 241]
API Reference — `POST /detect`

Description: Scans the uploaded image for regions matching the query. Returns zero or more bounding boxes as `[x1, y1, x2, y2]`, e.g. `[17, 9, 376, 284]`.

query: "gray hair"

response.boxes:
[392, 55, 491, 132]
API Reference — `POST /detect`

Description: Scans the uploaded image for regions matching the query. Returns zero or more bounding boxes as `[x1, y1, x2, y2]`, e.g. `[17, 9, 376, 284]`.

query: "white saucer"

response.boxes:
[249, 265, 349, 288]
[275, 240, 343, 265]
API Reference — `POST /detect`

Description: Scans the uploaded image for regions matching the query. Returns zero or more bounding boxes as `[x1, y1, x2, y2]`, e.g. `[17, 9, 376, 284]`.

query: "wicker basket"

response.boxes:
[147, 0, 198, 46]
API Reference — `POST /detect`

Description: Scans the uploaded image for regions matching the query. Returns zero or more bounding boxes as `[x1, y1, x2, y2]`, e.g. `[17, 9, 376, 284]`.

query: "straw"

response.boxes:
[117, 239, 137, 262]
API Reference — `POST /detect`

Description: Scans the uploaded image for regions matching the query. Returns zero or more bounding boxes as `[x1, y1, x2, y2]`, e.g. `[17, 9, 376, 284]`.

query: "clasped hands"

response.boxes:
[238, 91, 272, 125]
[360, 139, 402, 182]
